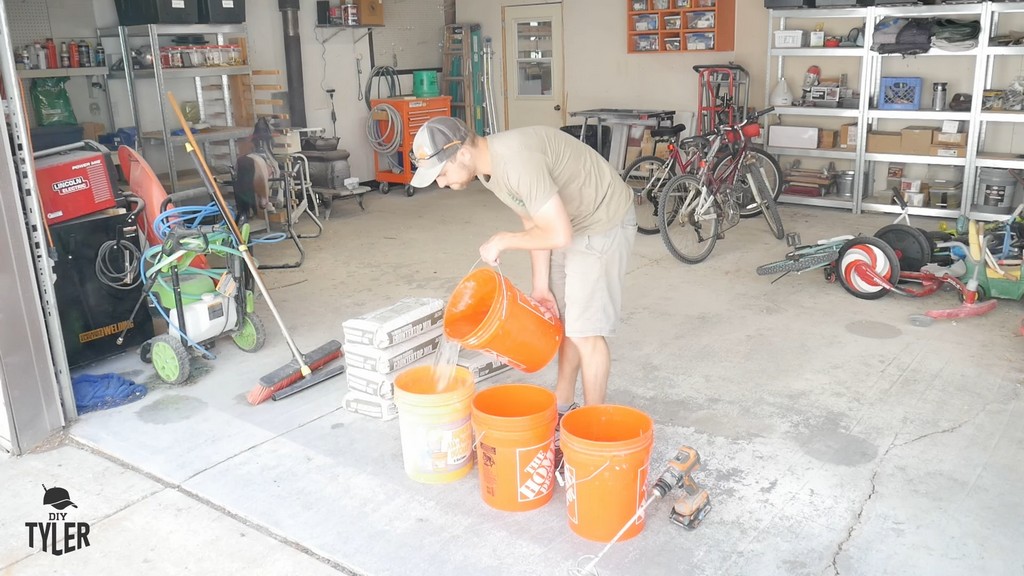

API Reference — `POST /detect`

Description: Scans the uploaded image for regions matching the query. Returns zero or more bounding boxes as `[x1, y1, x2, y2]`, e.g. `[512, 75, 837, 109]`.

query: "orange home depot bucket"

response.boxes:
[444, 269, 563, 373]
[560, 405, 654, 543]
[393, 365, 475, 484]
[471, 384, 558, 512]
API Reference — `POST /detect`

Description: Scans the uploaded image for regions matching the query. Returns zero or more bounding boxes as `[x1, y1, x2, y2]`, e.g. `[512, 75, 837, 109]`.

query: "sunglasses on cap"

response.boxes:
[409, 140, 463, 167]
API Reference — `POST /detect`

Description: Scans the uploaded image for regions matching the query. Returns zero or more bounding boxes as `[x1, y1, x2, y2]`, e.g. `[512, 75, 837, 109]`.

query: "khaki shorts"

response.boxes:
[550, 206, 637, 338]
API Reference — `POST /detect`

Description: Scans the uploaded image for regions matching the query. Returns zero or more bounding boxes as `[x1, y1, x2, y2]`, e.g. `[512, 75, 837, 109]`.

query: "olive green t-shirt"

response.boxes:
[479, 126, 632, 235]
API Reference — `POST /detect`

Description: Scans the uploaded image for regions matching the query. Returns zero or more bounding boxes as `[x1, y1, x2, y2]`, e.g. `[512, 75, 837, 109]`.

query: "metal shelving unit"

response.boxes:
[766, 7, 870, 212]
[98, 23, 254, 192]
[767, 3, 1022, 221]
[18, 66, 109, 79]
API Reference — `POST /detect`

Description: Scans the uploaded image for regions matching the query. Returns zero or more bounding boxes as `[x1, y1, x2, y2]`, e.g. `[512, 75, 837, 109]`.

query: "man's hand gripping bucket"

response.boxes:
[443, 264, 563, 373]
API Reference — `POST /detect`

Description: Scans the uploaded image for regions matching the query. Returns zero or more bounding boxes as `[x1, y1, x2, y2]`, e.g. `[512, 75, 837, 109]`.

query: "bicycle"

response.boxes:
[657, 107, 785, 264]
[621, 122, 783, 235]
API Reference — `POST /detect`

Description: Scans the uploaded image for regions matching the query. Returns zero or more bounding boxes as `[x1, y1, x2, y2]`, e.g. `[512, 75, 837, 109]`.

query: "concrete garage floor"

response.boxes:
[3, 183, 1023, 576]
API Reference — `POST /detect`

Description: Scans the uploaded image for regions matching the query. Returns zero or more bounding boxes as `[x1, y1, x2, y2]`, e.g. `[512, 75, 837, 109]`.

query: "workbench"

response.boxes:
[568, 108, 677, 171]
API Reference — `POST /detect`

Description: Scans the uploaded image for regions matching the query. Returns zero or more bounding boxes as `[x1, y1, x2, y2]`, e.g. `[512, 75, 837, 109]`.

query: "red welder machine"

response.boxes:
[34, 143, 117, 225]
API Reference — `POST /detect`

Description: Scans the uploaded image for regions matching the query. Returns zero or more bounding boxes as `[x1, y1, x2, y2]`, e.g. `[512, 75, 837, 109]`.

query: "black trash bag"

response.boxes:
[30, 77, 78, 126]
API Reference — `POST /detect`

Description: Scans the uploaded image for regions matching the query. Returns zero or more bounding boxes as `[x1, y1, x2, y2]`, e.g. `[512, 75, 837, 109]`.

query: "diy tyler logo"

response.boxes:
[26, 485, 91, 556]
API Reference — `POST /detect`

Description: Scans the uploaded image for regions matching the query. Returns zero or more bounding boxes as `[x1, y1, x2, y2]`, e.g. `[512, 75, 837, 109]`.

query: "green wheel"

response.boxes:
[150, 334, 191, 385]
[233, 313, 267, 353]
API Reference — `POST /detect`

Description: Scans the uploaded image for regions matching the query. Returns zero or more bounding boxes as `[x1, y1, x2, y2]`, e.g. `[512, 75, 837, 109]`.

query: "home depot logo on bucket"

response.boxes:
[517, 444, 555, 502]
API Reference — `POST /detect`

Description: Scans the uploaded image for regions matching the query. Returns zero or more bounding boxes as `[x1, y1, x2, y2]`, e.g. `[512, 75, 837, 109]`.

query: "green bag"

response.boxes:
[30, 77, 78, 126]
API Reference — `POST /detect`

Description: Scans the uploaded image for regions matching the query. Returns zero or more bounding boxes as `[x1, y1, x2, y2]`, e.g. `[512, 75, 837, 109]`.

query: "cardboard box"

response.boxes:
[457, 349, 511, 383]
[900, 126, 936, 156]
[904, 191, 926, 207]
[900, 178, 922, 193]
[932, 131, 968, 146]
[818, 129, 837, 149]
[929, 145, 967, 158]
[839, 123, 858, 149]
[342, 390, 398, 421]
[342, 297, 445, 349]
[80, 122, 106, 142]
[867, 131, 902, 154]
[344, 329, 442, 374]
[353, 0, 384, 26]
[768, 125, 819, 149]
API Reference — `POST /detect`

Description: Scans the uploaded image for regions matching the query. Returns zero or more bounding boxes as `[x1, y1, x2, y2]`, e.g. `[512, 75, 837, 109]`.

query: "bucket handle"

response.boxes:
[471, 431, 486, 451]
[464, 258, 510, 322]
[556, 460, 610, 488]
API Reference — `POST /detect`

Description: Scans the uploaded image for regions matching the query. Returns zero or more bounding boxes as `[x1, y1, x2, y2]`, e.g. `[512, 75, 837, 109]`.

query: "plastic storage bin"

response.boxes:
[115, 0, 198, 25]
[687, 11, 715, 29]
[686, 32, 715, 51]
[198, 0, 245, 24]
[879, 77, 923, 111]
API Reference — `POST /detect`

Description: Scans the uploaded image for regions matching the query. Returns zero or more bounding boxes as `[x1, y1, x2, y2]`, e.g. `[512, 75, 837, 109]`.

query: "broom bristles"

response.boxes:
[247, 348, 343, 405]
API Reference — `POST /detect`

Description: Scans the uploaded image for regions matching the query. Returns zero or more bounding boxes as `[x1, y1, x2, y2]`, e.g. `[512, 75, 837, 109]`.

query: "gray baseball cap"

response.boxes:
[409, 117, 470, 188]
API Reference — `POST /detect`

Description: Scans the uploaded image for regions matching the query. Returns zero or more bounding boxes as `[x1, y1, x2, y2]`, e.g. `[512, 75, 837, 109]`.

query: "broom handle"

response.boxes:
[166, 91, 311, 376]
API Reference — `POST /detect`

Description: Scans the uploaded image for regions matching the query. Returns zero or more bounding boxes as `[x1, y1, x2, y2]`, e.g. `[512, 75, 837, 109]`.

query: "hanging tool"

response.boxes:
[570, 446, 712, 576]
[166, 91, 344, 405]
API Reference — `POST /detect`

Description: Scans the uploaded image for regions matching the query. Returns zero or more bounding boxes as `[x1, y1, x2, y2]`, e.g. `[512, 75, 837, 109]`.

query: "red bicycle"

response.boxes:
[657, 108, 785, 264]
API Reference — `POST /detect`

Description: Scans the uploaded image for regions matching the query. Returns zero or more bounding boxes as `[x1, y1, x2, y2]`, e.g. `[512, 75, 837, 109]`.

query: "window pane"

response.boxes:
[516, 20, 553, 96]
[518, 60, 552, 96]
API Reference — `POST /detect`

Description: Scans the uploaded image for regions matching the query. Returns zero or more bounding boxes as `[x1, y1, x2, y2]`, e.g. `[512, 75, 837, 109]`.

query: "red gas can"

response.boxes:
[34, 151, 117, 225]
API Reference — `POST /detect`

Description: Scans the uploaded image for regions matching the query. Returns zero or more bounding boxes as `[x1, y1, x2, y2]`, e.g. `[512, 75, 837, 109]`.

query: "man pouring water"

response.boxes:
[409, 117, 637, 460]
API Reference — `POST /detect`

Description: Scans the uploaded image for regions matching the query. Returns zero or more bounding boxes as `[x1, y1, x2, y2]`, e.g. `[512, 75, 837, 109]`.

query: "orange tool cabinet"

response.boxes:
[371, 96, 451, 196]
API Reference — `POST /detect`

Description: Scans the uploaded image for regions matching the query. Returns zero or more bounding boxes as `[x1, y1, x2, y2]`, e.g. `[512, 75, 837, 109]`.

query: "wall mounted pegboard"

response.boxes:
[370, 0, 444, 71]
[6, 0, 53, 48]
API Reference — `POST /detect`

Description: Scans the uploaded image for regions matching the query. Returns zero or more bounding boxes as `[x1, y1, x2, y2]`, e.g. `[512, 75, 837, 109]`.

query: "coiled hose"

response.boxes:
[366, 102, 403, 172]
[363, 66, 401, 110]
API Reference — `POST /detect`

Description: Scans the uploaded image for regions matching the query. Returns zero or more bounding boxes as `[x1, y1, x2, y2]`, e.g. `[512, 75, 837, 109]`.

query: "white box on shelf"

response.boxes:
[768, 125, 819, 149]
[809, 31, 825, 47]
[773, 30, 806, 49]
[342, 297, 445, 349]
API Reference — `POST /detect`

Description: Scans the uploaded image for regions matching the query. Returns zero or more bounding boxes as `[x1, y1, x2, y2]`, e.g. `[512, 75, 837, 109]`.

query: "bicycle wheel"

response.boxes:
[745, 164, 785, 239]
[622, 155, 671, 235]
[713, 146, 782, 218]
[659, 174, 719, 264]
[837, 236, 900, 300]
[756, 247, 840, 276]
[874, 224, 931, 272]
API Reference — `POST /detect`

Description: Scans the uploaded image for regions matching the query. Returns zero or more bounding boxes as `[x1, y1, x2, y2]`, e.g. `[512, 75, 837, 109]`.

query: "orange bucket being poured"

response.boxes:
[444, 268, 563, 373]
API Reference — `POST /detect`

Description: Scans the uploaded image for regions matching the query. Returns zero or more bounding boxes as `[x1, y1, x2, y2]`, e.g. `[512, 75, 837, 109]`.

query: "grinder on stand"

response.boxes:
[651, 446, 712, 530]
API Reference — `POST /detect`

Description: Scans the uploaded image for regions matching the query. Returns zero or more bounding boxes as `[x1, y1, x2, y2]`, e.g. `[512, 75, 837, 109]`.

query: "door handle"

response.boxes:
[554, 104, 561, 111]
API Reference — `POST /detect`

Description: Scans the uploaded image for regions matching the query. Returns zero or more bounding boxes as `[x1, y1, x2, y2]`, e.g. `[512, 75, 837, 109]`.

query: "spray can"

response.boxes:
[78, 40, 91, 68]
[95, 45, 105, 67]
[69, 40, 79, 68]
[932, 82, 948, 111]
[45, 38, 57, 69]
[60, 42, 70, 68]
[36, 43, 47, 69]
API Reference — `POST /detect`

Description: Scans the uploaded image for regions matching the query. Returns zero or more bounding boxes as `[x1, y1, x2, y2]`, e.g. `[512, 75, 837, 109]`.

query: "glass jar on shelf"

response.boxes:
[206, 45, 223, 66]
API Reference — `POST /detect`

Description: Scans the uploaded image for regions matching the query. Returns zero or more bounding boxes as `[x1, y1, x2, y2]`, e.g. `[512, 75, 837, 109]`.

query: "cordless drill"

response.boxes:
[651, 446, 712, 530]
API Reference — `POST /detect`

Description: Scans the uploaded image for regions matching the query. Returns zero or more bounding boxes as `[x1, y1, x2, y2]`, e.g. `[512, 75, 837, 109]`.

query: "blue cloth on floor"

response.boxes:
[72, 373, 147, 414]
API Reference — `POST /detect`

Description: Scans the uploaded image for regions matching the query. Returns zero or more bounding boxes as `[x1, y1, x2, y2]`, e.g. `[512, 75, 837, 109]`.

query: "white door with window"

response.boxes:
[503, 3, 564, 129]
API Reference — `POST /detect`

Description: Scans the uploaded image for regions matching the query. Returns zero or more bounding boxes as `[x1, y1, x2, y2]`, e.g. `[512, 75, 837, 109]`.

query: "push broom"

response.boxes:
[166, 91, 344, 404]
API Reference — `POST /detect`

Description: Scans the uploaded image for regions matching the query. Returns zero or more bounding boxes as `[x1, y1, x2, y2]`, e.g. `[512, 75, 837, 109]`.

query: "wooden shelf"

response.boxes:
[626, 0, 733, 54]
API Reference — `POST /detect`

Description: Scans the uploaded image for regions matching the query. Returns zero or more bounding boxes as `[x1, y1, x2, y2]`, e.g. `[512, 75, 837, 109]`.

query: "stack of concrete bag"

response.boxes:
[341, 297, 446, 421]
